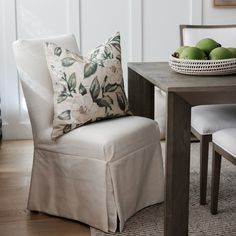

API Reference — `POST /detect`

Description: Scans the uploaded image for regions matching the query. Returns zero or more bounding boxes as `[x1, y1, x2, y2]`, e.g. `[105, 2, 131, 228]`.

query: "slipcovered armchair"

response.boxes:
[211, 128, 236, 214]
[12, 34, 164, 232]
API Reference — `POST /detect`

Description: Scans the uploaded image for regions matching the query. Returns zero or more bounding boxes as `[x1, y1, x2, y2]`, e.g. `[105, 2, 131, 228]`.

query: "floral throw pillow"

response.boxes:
[45, 32, 131, 139]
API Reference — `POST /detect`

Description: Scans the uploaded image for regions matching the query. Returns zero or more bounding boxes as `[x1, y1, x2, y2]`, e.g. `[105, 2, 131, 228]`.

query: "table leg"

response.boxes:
[165, 92, 191, 236]
[128, 68, 154, 119]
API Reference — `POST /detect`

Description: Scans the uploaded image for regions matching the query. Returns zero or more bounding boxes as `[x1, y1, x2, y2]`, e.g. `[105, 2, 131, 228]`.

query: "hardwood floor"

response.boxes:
[0, 140, 91, 236]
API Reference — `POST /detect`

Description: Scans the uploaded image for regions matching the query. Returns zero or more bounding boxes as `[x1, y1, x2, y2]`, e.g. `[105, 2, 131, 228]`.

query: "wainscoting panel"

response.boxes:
[2, 0, 236, 139]
[0, 0, 80, 139]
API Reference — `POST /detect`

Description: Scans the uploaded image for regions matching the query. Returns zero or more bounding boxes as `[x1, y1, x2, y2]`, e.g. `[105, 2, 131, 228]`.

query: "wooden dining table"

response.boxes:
[127, 62, 236, 236]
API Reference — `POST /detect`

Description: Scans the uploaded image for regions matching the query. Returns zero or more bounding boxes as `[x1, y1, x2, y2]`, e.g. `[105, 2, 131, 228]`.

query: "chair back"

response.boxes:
[12, 34, 79, 144]
[180, 25, 236, 47]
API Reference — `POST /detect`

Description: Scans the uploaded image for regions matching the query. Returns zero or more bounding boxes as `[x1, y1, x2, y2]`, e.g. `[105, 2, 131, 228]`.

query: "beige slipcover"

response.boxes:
[12, 34, 164, 232]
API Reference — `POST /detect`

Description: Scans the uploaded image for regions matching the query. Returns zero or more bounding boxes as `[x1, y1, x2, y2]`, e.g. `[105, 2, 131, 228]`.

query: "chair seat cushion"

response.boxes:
[191, 104, 236, 135]
[37, 116, 160, 162]
[213, 128, 236, 158]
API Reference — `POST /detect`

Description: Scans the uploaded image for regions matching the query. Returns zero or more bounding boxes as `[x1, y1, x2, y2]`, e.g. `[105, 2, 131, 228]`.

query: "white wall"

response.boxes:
[0, 0, 81, 139]
[1, 0, 236, 139]
[203, 0, 236, 24]
[142, 0, 191, 61]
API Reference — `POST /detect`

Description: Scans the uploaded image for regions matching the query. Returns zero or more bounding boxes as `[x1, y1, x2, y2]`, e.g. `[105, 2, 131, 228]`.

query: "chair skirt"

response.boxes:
[28, 117, 164, 232]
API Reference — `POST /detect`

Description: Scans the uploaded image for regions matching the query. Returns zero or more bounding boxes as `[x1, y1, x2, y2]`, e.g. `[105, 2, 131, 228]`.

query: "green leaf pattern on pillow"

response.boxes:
[45, 32, 131, 139]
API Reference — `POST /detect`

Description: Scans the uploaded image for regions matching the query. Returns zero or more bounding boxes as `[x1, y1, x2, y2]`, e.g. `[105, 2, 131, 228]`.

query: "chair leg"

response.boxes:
[199, 135, 210, 205]
[211, 147, 222, 215]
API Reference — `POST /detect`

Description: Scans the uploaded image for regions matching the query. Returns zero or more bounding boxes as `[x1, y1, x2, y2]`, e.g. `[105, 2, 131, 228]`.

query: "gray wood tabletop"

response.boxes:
[128, 62, 236, 92]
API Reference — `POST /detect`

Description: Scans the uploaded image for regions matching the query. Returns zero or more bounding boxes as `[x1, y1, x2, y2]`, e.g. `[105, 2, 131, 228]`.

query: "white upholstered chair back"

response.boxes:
[12, 34, 79, 144]
[180, 25, 236, 47]
[156, 25, 236, 140]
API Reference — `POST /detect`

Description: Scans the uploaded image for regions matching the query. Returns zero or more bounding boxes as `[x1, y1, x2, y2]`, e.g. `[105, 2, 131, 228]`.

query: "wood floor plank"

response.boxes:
[0, 140, 90, 236]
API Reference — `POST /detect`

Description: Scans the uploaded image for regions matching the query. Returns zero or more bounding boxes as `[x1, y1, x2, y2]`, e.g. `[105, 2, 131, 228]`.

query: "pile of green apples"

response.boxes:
[173, 38, 236, 60]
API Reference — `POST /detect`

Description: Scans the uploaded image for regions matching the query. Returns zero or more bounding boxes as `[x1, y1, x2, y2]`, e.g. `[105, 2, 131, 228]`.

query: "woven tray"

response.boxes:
[169, 56, 236, 75]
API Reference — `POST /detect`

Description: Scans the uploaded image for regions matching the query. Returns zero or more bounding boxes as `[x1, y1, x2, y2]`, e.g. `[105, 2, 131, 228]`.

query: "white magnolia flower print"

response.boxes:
[71, 95, 98, 120]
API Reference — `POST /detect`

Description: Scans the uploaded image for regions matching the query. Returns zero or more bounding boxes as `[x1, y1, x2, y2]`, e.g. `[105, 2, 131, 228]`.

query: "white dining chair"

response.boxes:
[181, 24, 236, 205]
[12, 34, 164, 232]
[155, 24, 236, 205]
[211, 128, 236, 214]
